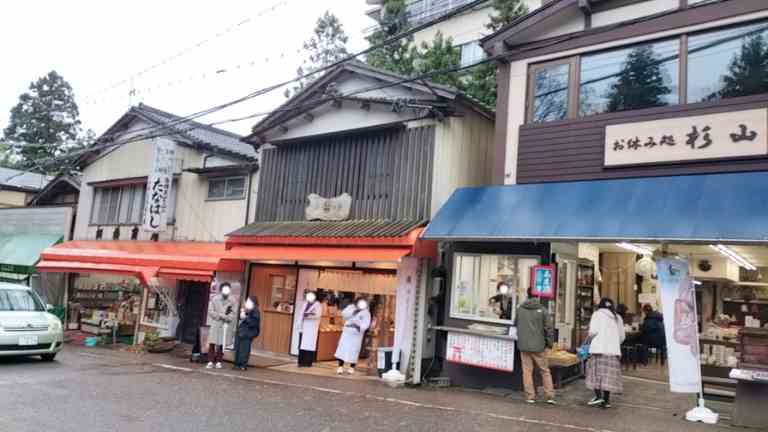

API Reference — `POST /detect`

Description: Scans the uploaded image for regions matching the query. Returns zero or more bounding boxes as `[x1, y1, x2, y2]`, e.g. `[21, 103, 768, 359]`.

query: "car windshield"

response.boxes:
[0, 289, 45, 312]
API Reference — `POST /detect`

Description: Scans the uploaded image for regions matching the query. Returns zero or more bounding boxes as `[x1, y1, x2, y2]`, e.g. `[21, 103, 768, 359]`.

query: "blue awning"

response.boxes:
[423, 172, 768, 243]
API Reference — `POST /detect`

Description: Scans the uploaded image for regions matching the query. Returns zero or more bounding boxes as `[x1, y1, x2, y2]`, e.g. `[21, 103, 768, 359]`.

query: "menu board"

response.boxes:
[446, 332, 515, 372]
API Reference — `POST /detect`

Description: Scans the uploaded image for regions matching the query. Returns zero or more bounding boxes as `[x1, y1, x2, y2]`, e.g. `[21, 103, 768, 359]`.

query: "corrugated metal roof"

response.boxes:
[229, 219, 427, 238]
[0, 167, 52, 190]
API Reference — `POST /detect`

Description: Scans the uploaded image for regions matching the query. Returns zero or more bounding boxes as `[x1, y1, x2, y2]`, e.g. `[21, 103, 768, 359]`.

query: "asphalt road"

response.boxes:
[0, 346, 729, 432]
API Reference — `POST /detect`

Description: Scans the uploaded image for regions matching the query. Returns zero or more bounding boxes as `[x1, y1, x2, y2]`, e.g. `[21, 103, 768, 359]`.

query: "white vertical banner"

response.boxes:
[393, 257, 419, 374]
[142, 139, 176, 232]
[656, 258, 702, 393]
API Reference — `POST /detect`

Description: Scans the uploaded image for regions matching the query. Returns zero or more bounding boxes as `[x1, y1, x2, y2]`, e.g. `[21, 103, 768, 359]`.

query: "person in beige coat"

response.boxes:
[207, 283, 236, 369]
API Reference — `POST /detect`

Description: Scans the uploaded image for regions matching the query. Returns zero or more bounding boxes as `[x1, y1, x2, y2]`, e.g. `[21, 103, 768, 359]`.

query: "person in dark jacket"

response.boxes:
[233, 297, 260, 371]
[514, 288, 555, 404]
[640, 304, 666, 350]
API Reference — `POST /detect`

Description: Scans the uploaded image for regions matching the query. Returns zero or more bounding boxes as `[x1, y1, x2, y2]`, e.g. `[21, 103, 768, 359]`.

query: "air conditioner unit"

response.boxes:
[691, 257, 739, 282]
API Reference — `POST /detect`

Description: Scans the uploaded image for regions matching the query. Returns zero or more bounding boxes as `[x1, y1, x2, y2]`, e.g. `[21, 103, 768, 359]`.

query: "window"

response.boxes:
[579, 39, 680, 116]
[208, 176, 246, 200]
[450, 254, 540, 324]
[460, 41, 485, 67]
[91, 182, 176, 225]
[687, 21, 768, 104]
[0, 289, 44, 312]
[529, 61, 572, 123]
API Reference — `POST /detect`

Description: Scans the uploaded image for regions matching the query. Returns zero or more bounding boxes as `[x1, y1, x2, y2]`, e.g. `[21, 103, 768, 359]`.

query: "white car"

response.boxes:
[0, 282, 64, 361]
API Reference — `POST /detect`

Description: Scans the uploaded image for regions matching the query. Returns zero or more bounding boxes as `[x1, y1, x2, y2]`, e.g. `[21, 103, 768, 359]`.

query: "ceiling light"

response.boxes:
[693, 280, 703, 286]
[616, 242, 654, 255]
[709, 244, 757, 271]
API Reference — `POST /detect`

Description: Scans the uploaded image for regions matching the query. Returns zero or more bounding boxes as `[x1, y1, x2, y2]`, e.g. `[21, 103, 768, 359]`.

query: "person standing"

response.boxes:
[207, 283, 236, 369]
[297, 291, 322, 367]
[335, 298, 371, 375]
[234, 297, 260, 371]
[515, 288, 556, 404]
[586, 298, 626, 408]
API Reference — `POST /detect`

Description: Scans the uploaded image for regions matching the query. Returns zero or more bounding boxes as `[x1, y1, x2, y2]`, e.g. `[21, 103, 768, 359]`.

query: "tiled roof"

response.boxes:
[0, 167, 52, 191]
[228, 219, 426, 238]
[134, 104, 255, 160]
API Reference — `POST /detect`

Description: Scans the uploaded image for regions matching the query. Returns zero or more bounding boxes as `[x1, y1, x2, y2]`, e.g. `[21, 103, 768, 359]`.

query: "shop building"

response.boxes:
[225, 60, 494, 382]
[422, 0, 768, 419]
[37, 104, 256, 346]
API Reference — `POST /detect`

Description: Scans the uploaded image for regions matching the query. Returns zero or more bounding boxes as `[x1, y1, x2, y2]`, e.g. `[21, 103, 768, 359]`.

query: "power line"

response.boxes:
[81, 0, 290, 102]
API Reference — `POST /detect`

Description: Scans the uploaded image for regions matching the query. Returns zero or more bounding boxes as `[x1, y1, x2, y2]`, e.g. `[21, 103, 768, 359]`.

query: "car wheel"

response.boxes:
[40, 353, 57, 362]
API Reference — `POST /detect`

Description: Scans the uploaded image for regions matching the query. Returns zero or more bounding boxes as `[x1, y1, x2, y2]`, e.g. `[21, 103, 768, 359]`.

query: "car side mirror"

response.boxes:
[46, 304, 54, 312]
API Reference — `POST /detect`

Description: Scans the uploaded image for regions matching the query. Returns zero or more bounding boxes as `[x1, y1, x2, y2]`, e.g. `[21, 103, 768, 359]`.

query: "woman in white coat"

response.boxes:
[298, 291, 322, 367]
[585, 298, 626, 409]
[335, 298, 371, 375]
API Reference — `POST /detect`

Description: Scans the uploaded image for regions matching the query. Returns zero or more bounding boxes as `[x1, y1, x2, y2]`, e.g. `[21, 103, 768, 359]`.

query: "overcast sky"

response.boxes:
[0, 0, 375, 137]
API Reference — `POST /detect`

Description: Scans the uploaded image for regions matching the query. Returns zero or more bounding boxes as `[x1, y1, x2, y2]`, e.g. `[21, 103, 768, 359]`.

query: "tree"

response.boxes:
[715, 34, 768, 100]
[3, 71, 82, 173]
[412, 32, 462, 88]
[286, 11, 349, 98]
[487, 0, 529, 32]
[462, 0, 530, 107]
[365, 0, 415, 76]
[606, 45, 671, 113]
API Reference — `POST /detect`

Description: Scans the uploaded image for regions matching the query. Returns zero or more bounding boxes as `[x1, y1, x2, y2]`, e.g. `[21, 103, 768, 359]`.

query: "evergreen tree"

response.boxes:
[412, 32, 462, 88]
[3, 71, 82, 173]
[606, 45, 671, 112]
[286, 11, 349, 98]
[715, 34, 768, 99]
[462, 0, 529, 107]
[487, 0, 529, 32]
[365, 0, 415, 76]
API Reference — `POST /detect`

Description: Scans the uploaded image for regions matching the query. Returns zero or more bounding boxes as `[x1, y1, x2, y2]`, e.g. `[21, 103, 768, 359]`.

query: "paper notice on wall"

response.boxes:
[142, 139, 176, 232]
[656, 258, 702, 394]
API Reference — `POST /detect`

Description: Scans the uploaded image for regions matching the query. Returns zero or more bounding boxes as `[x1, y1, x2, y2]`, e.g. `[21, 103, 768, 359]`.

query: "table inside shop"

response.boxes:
[729, 369, 768, 429]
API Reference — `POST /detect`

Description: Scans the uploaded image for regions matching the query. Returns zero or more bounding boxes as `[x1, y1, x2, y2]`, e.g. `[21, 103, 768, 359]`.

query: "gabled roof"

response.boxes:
[245, 60, 493, 142]
[0, 167, 52, 192]
[481, 0, 576, 53]
[83, 104, 254, 167]
[28, 173, 81, 206]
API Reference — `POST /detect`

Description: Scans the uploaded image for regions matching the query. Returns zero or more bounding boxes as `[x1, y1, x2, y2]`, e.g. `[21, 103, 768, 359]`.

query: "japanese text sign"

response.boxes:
[530, 264, 556, 299]
[142, 140, 176, 233]
[604, 109, 768, 167]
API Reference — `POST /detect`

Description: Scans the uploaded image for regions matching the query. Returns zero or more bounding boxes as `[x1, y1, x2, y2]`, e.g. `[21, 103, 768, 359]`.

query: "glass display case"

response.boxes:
[575, 261, 596, 345]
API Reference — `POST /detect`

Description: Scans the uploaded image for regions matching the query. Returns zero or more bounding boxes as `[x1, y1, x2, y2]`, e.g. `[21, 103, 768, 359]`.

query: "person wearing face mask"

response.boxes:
[206, 283, 236, 369]
[233, 297, 260, 371]
[297, 290, 322, 368]
[489, 282, 513, 320]
[334, 297, 371, 375]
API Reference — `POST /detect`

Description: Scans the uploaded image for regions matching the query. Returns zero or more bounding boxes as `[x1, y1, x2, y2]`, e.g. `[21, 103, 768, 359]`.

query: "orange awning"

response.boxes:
[38, 240, 243, 283]
[36, 260, 157, 285]
[226, 245, 414, 263]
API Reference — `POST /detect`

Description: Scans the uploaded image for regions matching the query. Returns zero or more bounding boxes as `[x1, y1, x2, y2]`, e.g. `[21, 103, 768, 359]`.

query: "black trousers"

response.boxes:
[297, 333, 316, 367]
[234, 337, 253, 367]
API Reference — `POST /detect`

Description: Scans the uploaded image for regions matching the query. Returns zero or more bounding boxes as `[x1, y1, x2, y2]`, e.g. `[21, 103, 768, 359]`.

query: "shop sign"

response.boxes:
[530, 264, 556, 299]
[142, 140, 176, 232]
[446, 332, 515, 372]
[305, 193, 352, 221]
[604, 109, 768, 167]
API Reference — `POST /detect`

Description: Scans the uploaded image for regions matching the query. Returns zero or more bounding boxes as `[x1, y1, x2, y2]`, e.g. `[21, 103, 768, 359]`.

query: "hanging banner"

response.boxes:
[142, 140, 176, 232]
[393, 257, 419, 375]
[656, 258, 702, 393]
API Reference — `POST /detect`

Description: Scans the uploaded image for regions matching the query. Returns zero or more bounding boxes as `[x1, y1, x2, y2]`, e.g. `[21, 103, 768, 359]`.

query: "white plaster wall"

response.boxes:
[413, 6, 494, 47]
[592, 0, 679, 28]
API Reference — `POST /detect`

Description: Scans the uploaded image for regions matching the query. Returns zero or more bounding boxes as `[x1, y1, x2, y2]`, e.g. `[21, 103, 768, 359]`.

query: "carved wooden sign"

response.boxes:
[305, 193, 352, 221]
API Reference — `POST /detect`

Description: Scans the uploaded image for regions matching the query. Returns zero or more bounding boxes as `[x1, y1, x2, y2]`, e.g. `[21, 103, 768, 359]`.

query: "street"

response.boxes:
[0, 346, 729, 432]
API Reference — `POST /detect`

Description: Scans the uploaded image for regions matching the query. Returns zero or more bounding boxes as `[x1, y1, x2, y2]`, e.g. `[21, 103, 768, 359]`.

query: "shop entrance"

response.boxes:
[248, 265, 299, 354]
[177, 281, 210, 345]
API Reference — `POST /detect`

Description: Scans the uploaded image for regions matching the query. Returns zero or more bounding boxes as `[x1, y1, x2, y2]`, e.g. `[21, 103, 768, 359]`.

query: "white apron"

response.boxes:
[299, 301, 322, 351]
[334, 305, 371, 364]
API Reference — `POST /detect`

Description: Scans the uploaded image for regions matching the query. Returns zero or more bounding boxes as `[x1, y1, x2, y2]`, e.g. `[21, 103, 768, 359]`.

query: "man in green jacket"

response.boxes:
[515, 288, 555, 404]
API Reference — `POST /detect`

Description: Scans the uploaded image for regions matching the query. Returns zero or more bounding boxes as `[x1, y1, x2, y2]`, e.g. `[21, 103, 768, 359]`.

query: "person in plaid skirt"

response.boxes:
[585, 298, 626, 408]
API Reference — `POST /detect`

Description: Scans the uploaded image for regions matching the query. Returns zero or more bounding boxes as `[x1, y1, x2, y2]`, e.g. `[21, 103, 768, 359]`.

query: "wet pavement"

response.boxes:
[0, 345, 733, 432]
